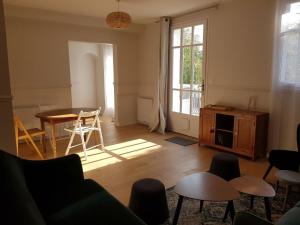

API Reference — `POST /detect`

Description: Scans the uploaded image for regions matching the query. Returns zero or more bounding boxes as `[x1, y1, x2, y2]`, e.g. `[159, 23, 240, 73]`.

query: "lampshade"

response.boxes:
[106, 0, 132, 29]
[106, 11, 132, 29]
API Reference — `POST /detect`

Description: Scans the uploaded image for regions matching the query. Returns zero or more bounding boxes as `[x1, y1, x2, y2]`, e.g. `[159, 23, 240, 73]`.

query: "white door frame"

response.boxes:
[68, 41, 119, 126]
[168, 19, 208, 138]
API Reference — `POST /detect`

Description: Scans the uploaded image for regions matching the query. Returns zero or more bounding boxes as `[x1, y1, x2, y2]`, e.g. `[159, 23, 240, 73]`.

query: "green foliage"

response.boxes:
[182, 36, 203, 87]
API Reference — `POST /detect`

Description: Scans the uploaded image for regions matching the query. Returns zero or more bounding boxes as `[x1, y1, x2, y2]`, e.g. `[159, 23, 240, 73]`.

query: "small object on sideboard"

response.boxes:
[205, 104, 234, 111]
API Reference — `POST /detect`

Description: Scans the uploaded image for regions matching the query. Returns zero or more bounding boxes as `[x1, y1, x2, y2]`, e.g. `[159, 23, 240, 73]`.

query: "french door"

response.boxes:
[168, 21, 207, 138]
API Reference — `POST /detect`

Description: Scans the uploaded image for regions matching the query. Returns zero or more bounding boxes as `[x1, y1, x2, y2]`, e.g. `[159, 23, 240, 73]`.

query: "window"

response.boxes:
[280, 2, 300, 84]
[171, 23, 206, 116]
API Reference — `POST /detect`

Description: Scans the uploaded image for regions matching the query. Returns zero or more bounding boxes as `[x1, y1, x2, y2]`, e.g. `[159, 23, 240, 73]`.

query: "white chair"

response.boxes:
[38, 105, 71, 139]
[64, 108, 104, 160]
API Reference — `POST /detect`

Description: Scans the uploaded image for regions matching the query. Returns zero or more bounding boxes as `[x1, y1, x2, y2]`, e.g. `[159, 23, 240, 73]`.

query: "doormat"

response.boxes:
[166, 136, 198, 146]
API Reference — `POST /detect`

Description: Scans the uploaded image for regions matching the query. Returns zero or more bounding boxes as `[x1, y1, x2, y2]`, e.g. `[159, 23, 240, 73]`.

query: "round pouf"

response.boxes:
[129, 178, 169, 225]
[209, 153, 240, 181]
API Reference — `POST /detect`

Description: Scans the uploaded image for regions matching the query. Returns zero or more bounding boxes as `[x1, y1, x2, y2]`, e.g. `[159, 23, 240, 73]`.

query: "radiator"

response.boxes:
[137, 97, 153, 125]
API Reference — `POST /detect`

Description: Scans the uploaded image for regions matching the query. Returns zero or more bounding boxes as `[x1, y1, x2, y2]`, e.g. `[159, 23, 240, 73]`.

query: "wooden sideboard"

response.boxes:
[199, 107, 269, 160]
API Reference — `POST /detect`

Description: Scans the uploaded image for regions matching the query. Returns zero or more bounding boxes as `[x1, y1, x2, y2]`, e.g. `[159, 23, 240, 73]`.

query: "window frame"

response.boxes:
[170, 20, 208, 116]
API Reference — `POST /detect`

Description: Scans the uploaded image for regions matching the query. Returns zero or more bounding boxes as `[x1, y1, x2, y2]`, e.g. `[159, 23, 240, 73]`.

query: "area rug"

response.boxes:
[166, 136, 198, 146]
[162, 185, 300, 225]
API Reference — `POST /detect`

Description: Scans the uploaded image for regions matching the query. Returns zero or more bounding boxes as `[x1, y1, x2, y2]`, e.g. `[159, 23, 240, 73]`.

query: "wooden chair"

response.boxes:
[14, 116, 44, 159]
[64, 108, 104, 160]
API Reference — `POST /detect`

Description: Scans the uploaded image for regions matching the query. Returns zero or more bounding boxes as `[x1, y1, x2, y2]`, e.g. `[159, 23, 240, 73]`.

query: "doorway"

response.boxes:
[68, 41, 116, 123]
[168, 21, 207, 138]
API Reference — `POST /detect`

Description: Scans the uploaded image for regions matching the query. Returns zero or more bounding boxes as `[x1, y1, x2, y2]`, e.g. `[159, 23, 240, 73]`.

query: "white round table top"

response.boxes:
[276, 170, 300, 184]
[174, 172, 239, 201]
[229, 176, 275, 197]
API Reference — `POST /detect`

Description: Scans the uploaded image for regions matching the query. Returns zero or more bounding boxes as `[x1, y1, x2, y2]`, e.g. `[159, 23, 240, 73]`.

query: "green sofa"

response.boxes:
[234, 201, 300, 225]
[0, 150, 146, 225]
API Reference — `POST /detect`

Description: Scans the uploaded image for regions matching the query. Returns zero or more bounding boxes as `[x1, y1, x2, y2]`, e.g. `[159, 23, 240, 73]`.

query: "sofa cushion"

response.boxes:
[48, 189, 146, 225]
[31, 179, 105, 218]
[276, 201, 300, 225]
[0, 151, 46, 225]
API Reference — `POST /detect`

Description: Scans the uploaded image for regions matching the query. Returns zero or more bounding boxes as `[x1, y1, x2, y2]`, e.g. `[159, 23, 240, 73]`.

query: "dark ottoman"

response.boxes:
[209, 153, 241, 181]
[129, 178, 169, 225]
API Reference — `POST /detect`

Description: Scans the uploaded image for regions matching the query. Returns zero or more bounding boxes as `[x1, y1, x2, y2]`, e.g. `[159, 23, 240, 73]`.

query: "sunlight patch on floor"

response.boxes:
[78, 139, 162, 172]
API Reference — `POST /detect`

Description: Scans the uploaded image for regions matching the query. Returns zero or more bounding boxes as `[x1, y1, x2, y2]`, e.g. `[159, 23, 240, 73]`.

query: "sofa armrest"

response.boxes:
[234, 212, 273, 225]
[23, 154, 84, 189]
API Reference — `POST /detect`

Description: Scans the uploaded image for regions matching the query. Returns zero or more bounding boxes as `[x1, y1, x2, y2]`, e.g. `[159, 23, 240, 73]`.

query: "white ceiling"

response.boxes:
[4, 0, 222, 24]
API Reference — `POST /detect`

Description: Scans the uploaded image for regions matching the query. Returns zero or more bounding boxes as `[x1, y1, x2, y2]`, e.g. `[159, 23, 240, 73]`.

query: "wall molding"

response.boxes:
[0, 95, 13, 102]
[12, 85, 71, 91]
[207, 83, 270, 93]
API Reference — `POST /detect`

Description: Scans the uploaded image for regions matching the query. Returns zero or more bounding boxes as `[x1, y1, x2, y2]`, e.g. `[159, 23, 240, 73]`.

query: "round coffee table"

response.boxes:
[275, 170, 300, 210]
[229, 176, 275, 221]
[173, 172, 239, 225]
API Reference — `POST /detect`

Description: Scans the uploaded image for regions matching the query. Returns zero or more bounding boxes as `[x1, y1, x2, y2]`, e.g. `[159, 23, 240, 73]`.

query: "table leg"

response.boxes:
[228, 200, 235, 223]
[223, 200, 235, 223]
[276, 180, 279, 193]
[82, 118, 87, 141]
[264, 197, 272, 221]
[250, 196, 254, 209]
[283, 184, 290, 211]
[200, 200, 204, 213]
[173, 195, 183, 225]
[40, 119, 46, 153]
[50, 123, 57, 158]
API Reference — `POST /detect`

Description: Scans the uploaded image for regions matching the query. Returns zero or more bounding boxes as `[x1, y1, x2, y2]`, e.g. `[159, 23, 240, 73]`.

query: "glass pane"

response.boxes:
[194, 25, 204, 44]
[280, 33, 300, 83]
[192, 46, 203, 90]
[191, 92, 201, 116]
[172, 48, 181, 89]
[173, 29, 181, 47]
[181, 91, 190, 114]
[182, 27, 192, 45]
[182, 47, 192, 90]
[172, 90, 180, 113]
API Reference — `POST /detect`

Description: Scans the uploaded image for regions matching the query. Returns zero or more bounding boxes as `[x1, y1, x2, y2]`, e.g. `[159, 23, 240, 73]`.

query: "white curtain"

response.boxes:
[103, 44, 115, 121]
[150, 17, 170, 134]
[269, 0, 300, 150]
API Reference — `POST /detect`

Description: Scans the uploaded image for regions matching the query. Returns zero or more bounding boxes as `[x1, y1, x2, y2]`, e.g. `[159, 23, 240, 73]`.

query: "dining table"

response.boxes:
[35, 107, 97, 157]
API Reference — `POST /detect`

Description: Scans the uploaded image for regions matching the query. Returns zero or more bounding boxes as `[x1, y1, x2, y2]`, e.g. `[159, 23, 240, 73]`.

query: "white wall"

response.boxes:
[138, 0, 275, 128]
[204, 0, 274, 112]
[69, 41, 105, 109]
[138, 23, 160, 99]
[5, 6, 142, 127]
[0, 0, 16, 154]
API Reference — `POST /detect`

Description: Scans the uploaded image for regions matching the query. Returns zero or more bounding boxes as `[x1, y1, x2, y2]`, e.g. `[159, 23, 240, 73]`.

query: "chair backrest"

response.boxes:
[14, 116, 27, 135]
[297, 124, 300, 152]
[74, 107, 101, 128]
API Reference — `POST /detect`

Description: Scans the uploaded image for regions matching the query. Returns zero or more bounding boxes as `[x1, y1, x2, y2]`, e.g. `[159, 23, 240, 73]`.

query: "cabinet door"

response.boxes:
[199, 109, 215, 145]
[234, 116, 255, 156]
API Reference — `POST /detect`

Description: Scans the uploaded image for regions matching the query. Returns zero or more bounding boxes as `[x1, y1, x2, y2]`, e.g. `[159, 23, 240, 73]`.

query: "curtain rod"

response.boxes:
[155, 3, 219, 23]
[173, 3, 219, 18]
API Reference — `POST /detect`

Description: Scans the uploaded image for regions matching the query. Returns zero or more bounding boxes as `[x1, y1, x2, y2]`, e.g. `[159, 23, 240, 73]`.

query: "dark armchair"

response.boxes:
[0, 149, 146, 225]
[263, 124, 300, 179]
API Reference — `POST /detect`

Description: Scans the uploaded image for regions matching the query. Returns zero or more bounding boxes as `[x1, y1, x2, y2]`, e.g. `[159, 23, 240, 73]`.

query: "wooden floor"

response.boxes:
[18, 122, 276, 205]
